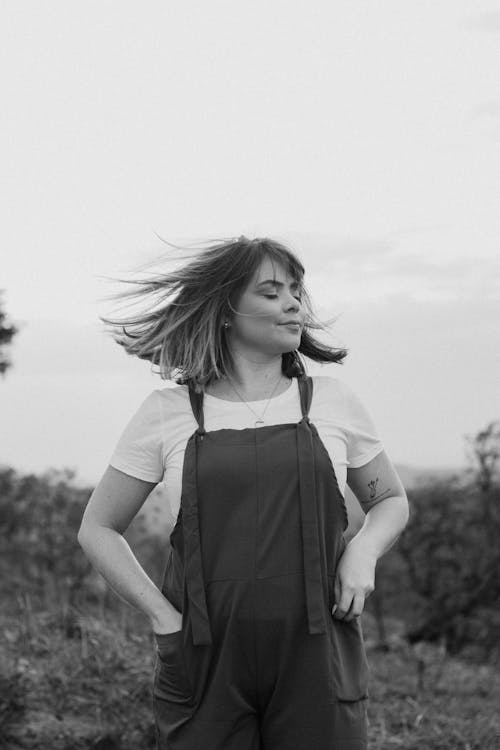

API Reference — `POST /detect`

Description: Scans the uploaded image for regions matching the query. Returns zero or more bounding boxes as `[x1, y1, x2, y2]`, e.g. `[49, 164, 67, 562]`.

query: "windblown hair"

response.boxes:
[98, 235, 348, 393]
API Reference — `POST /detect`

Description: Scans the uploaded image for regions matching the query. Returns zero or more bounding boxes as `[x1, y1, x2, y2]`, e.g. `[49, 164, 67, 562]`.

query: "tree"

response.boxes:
[0, 291, 19, 378]
[464, 420, 500, 540]
[0, 466, 93, 607]
[397, 419, 500, 660]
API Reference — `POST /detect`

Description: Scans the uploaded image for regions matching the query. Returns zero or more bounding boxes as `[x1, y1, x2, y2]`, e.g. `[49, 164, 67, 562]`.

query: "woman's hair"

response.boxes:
[98, 235, 348, 392]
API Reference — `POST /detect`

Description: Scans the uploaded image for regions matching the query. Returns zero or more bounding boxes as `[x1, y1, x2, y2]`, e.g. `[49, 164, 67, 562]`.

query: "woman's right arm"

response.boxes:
[77, 465, 182, 634]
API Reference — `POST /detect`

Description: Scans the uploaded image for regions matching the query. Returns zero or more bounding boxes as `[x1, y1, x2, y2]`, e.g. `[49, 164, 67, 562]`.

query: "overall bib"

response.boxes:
[153, 375, 369, 749]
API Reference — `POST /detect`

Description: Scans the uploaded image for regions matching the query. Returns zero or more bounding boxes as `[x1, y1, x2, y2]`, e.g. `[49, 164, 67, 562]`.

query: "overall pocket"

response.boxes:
[153, 630, 194, 707]
[328, 615, 370, 702]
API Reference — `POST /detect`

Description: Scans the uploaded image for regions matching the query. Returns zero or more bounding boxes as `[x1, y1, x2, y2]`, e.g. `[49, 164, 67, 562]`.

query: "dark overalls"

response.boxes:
[153, 375, 369, 749]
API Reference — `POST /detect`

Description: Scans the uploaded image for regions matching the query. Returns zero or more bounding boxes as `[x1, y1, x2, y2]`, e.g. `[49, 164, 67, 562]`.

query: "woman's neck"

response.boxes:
[205, 372, 292, 402]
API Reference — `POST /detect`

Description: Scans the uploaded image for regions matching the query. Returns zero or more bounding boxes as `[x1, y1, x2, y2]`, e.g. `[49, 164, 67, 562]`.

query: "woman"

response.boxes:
[78, 236, 409, 749]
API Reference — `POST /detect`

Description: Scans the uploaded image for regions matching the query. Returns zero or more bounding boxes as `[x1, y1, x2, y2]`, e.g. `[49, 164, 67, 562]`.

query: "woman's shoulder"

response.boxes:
[156, 383, 189, 402]
[310, 374, 352, 400]
[155, 384, 194, 420]
[309, 375, 371, 419]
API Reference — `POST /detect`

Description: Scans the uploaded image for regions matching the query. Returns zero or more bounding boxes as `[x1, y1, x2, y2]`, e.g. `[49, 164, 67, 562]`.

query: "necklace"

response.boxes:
[225, 372, 285, 427]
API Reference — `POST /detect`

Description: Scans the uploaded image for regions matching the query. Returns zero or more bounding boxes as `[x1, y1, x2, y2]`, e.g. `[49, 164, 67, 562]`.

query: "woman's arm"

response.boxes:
[333, 450, 410, 621]
[77, 465, 182, 634]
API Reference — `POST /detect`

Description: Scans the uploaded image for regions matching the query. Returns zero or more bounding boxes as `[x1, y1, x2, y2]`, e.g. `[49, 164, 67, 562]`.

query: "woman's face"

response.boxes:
[227, 256, 305, 359]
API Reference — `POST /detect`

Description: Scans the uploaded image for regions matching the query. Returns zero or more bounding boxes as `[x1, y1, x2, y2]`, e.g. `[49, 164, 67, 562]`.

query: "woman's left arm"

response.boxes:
[333, 449, 410, 621]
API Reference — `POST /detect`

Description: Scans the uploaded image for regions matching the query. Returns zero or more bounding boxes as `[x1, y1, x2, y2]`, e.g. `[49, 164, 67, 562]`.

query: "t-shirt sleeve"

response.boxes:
[338, 381, 384, 468]
[108, 390, 165, 483]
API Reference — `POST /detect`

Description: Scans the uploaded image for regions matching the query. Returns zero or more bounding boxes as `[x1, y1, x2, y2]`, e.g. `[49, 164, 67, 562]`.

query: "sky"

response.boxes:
[1, 1, 499, 488]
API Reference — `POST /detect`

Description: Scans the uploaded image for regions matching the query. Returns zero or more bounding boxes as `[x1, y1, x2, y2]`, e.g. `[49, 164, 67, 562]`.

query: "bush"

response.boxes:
[392, 476, 500, 659]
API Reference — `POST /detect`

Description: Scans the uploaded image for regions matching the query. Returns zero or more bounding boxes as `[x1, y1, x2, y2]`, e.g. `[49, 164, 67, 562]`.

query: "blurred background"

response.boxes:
[1, 2, 499, 748]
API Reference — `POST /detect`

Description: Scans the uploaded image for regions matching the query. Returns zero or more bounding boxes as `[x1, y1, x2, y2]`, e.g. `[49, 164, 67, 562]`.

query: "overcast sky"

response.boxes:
[1, 2, 499, 487]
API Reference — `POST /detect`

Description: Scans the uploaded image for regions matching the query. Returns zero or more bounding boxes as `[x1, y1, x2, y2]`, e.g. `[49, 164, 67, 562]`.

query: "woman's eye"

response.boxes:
[264, 294, 302, 301]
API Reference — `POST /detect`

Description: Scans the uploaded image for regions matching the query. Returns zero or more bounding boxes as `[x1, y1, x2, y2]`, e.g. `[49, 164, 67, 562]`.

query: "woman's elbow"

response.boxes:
[77, 514, 101, 551]
[77, 519, 91, 550]
[377, 493, 410, 529]
[399, 493, 410, 528]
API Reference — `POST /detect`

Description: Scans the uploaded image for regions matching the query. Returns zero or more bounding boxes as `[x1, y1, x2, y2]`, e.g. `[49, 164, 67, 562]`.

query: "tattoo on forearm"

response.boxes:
[367, 477, 393, 503]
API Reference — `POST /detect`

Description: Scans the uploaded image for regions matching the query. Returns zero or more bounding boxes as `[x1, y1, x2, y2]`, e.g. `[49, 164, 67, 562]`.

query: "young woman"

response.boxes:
[78, 236, 409, 750]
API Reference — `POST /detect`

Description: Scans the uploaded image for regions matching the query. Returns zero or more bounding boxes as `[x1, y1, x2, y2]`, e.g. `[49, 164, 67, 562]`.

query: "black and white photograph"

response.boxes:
[1, 3, 499, 749]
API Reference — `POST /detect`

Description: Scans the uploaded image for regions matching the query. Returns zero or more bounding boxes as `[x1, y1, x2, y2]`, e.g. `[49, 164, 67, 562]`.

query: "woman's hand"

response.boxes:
[151, 607, 183, 636]
[332, 539, 377, 622]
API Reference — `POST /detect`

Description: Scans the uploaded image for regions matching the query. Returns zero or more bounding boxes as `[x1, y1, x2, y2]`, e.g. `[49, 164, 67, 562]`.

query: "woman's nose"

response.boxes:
[286, 298, 301, 311]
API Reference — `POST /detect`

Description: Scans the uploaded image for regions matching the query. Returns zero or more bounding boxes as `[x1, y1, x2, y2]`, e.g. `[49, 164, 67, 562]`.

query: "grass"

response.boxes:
[363, 616, 500, 749]
[1, 602, 500, 749]
[1, 604, 156, 749]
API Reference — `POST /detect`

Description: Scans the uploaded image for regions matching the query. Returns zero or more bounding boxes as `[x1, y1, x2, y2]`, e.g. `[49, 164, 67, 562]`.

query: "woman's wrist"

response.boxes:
[148, 599, 183, 634]
[346, 534, 380, 563]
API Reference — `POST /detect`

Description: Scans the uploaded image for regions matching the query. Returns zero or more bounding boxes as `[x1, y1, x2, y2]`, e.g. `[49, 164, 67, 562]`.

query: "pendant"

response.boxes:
[255, 419, 265, 427]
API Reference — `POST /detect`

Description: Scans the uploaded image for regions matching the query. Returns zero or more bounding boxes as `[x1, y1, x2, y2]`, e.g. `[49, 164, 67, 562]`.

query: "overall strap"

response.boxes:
[187, 381, 206, 434]
[296, 374, 328, 636]
[182, 380, 211, 645]
[297, 374, 313, 419]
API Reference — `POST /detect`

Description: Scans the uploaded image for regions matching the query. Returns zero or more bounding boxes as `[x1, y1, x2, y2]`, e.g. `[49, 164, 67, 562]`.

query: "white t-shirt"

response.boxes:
[109, 375, 384, 526]
[109, 375, 384, 522]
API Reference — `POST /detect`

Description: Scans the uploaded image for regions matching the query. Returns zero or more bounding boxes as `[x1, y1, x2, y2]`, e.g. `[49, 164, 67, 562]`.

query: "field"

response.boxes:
[2, 600, 499, 750]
